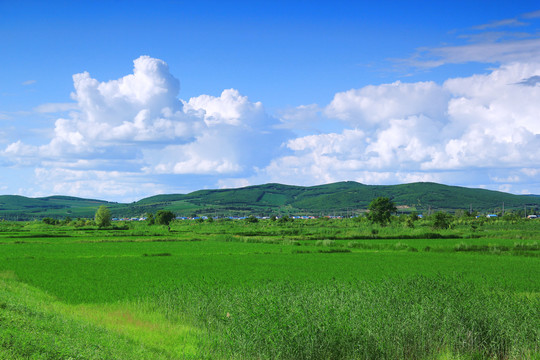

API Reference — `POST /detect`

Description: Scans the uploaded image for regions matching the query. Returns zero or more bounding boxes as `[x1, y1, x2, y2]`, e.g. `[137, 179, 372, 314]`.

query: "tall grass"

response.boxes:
[151, 276, 539, 359]
[0, 277, 177, 360]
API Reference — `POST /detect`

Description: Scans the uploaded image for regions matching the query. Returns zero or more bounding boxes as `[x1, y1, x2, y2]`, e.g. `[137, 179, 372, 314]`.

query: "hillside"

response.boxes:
[0, 195, 115, 220]
[1, 182, 539, 220]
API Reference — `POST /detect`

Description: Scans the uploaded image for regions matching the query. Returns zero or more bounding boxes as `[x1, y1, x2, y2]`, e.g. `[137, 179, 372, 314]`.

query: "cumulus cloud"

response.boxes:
[3, 55, 196, 166]
[260, 62, 540, 194]
[143, 89, 288, 176]
[325, 81, 449, 127]
[183, 89, 265, 127]
[3, 54, 540, 200]
[63, 55, 191, 146]
[1, 56, 289, 200]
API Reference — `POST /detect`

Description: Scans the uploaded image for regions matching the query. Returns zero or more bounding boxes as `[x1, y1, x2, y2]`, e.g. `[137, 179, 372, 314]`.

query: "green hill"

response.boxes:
[0, 195, 114, 220]
[1, 182, 539, 220]
[101, 181, 540, 218]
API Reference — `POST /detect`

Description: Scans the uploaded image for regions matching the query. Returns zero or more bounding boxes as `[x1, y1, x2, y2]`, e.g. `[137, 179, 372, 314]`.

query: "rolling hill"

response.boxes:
[1, 182, 539, 220]
[0, 195, 115, 220]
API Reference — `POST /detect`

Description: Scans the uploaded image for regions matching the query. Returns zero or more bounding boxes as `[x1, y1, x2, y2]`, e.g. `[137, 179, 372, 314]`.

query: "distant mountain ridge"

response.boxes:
[1, 182, 539, 220]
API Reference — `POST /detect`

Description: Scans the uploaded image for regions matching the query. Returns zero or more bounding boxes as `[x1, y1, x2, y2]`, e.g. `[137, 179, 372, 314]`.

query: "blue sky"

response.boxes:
[2, 1, 540, 201]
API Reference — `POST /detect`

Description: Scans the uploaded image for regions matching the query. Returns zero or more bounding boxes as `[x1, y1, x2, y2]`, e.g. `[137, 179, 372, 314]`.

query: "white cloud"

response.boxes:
[325, 81, 449, 127]
[143, 89, 288, 176]
[260, 62, 540, 194]
[33, 167, 163, 202]
[522, 10, 540, 19]
[401, 11, 540, 70]
[183, 89, 265, 127]
[491, 175, 521, 183]
[3, 54, 540, 201]
[3, 140, 39, 165]
[521, 168, 540, 177]
[422, 62, 540, 170]
[34, 103, 78, 113]
[1, 56, 289, 200]
[408, 38, 540, 69]
[472, 18, 527, 30]
[217, 178, 251, 189]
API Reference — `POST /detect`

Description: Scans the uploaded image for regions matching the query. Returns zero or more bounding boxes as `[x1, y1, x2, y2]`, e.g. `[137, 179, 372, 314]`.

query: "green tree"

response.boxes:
[405, 211, 418, 228]
[94, 206, 112, 228]
[432, 211, 451, 230]
[278, 215, 293, 224]
[155, 210, 175, 226]
[146, 213, 155, 225]
[42, 217, 59, 225]
[367, 197, 397, 226]
[245, 215, 259, 223]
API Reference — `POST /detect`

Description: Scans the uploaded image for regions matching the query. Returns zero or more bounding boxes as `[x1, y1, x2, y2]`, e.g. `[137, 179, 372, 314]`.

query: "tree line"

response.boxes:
[38, 198, 537, 229]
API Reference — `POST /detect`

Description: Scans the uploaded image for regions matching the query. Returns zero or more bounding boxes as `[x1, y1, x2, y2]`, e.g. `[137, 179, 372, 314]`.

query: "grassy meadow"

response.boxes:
[0, 216, 539, 359]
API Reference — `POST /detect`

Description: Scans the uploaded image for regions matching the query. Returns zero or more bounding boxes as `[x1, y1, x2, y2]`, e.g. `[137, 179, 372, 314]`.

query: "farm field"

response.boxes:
[0, 217, 539, 359]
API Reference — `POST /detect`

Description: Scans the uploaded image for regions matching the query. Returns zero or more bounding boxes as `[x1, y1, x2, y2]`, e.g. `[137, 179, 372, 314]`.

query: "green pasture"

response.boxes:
[0, 218, 539, 359]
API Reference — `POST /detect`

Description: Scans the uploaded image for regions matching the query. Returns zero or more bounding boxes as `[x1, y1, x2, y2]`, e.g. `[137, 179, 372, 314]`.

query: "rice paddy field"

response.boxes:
[0, 217, 539, 359]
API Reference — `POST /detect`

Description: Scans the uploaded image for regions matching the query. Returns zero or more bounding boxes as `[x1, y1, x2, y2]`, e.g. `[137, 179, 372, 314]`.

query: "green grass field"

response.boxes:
[0, 218, 539, 359]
